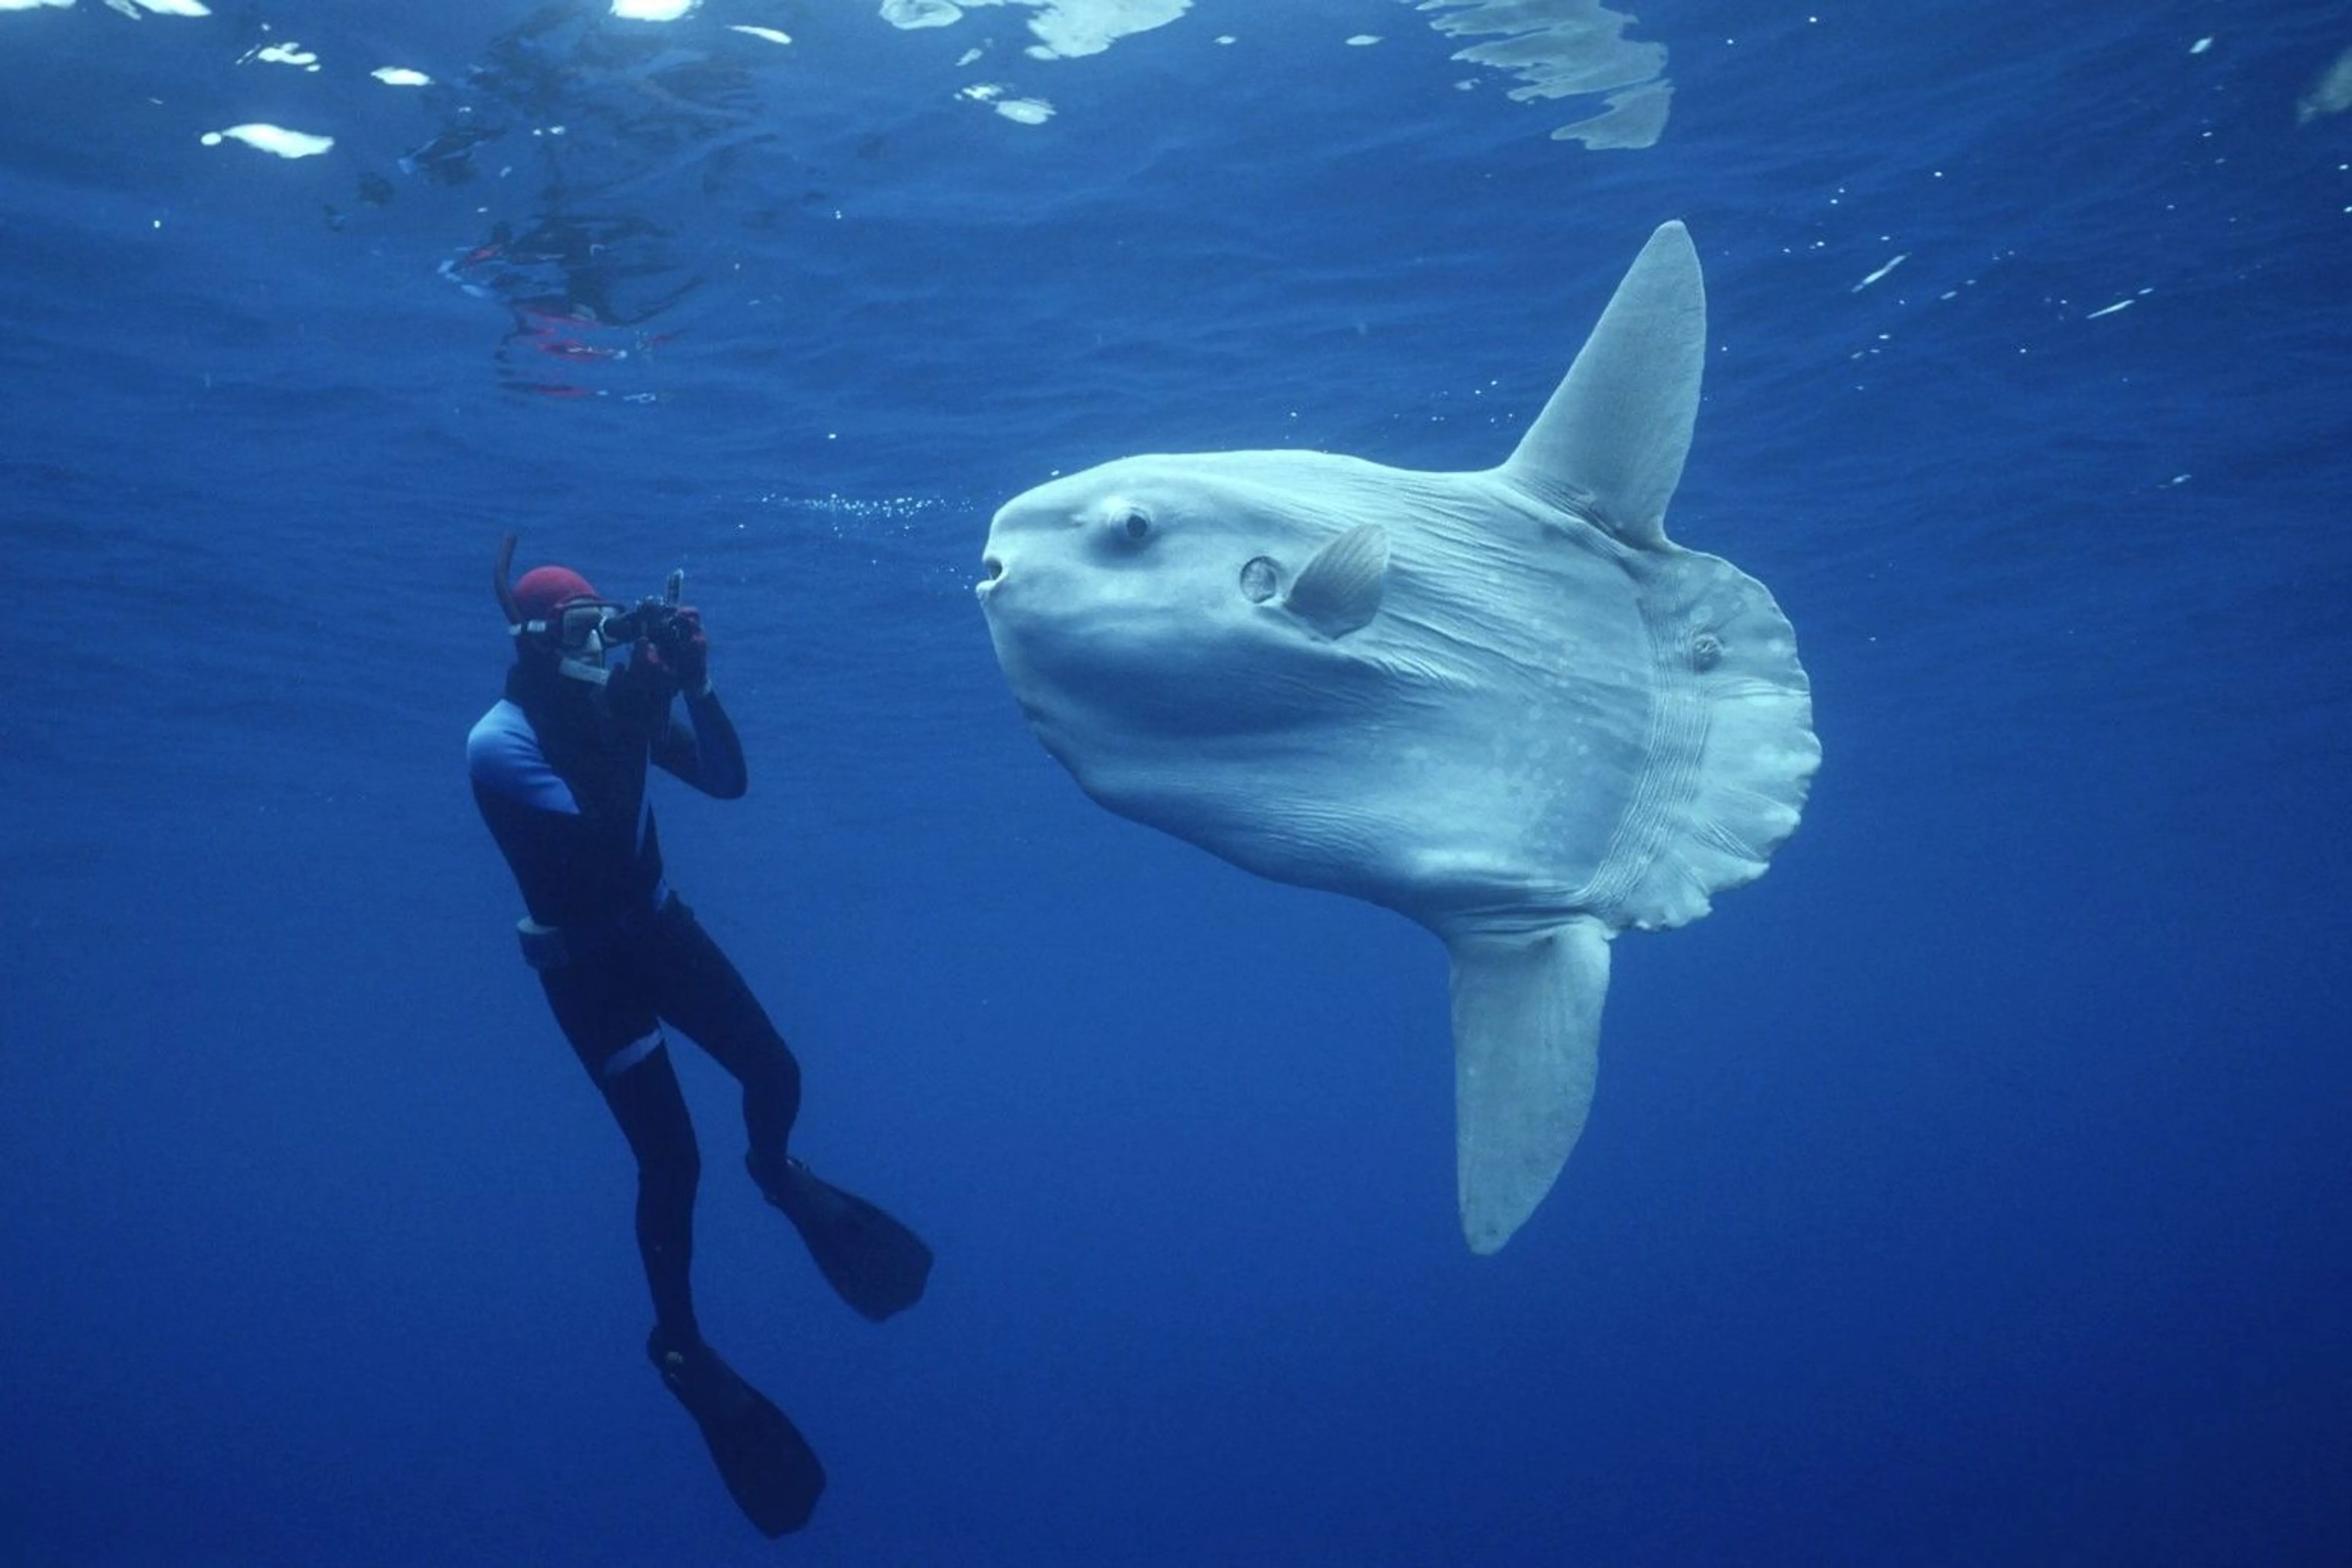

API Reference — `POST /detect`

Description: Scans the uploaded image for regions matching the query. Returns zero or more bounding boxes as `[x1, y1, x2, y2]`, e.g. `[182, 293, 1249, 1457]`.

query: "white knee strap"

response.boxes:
[604, 1029, 664, 1080]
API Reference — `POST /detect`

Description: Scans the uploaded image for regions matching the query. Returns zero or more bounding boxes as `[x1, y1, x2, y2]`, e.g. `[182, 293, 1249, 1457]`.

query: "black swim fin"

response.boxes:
[748, 1153, 934, 1322]
[647, 1327, 825, 1538]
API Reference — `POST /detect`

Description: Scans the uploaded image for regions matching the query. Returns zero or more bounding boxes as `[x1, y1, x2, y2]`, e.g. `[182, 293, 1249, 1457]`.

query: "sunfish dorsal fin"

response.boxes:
[1285, 522, 1388, 638]
[1446, 918, 1612, 1254]
[1498, 221, 1705, 549]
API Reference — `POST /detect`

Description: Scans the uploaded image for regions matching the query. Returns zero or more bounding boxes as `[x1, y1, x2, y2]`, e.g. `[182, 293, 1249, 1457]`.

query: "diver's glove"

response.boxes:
[644, 605, 710, 695]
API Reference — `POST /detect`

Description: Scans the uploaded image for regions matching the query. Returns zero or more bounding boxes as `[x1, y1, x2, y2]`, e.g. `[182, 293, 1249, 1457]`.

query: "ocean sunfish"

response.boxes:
[976, 222, 1819, 1252]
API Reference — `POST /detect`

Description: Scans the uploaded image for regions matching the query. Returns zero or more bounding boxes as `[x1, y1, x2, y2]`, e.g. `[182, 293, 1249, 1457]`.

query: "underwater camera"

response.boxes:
[599, 568, 689, 653]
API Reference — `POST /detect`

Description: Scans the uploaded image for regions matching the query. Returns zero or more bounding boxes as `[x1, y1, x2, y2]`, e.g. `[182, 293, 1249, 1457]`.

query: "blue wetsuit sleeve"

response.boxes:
[468, 700, 581, 813]
[653, 686, 748, 799]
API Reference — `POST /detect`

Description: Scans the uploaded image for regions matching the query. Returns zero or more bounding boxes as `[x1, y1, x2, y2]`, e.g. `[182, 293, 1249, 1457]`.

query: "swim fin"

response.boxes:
[647, 1327, 825, 1538]
[748, 1153, 934, 1322]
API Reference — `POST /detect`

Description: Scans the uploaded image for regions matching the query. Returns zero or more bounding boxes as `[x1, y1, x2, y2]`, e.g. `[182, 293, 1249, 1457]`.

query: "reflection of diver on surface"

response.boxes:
[468, 538, 933, 1537]
[440, 209, 699, 396]
[400, 2, 771, 393]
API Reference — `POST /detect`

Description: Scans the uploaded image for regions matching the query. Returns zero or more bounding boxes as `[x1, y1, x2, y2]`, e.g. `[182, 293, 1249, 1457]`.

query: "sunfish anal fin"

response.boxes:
[1445, 918, 1611, 1254]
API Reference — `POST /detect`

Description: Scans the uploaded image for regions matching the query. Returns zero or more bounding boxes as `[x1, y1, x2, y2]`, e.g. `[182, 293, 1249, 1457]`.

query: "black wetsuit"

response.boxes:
[468, 655, 798, 1346]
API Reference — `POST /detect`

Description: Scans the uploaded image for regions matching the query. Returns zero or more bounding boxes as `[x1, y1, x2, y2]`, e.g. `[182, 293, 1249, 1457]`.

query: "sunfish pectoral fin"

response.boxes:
[1445, 918, 1612, 1254]
[1284, 523, 1388, 638]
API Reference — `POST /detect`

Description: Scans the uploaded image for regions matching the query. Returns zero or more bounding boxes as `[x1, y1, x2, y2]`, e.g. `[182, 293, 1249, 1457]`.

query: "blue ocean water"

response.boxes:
[4, 0, 2348, 1562]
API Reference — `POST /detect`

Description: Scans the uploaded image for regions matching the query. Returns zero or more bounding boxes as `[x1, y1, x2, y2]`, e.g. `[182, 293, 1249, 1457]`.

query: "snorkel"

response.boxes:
[492, 530, 525, 630]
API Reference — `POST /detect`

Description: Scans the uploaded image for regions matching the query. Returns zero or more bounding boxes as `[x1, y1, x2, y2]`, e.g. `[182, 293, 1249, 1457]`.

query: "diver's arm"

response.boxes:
[653, 684, 748, 799]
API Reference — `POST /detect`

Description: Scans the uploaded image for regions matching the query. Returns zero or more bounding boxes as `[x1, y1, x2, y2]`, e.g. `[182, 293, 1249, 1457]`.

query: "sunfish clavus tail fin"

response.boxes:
[1445, 919, 1613, 1254]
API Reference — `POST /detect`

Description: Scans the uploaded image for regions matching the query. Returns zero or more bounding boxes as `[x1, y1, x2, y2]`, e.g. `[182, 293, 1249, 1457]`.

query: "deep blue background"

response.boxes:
[4, 1, 2348, 1563]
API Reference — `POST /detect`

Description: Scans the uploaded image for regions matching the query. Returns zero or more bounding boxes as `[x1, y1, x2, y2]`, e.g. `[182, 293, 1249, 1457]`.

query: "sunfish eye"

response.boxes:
[1238, 556, 1280, 603]
[1122, 509, 1152, 541]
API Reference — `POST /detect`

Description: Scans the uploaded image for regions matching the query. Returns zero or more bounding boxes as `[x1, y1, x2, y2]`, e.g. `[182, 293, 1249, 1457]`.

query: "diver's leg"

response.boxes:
[542, 967, 702, 1345]
[597, 1046, 703, 1346]
[539, 949, 824, 1536]
[645, 895, 931, 1322]
[641, 894, 801, 1163]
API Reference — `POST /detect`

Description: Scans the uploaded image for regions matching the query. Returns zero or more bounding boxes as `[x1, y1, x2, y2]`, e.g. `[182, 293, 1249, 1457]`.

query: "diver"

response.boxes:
[466, 536, 931, 1537]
